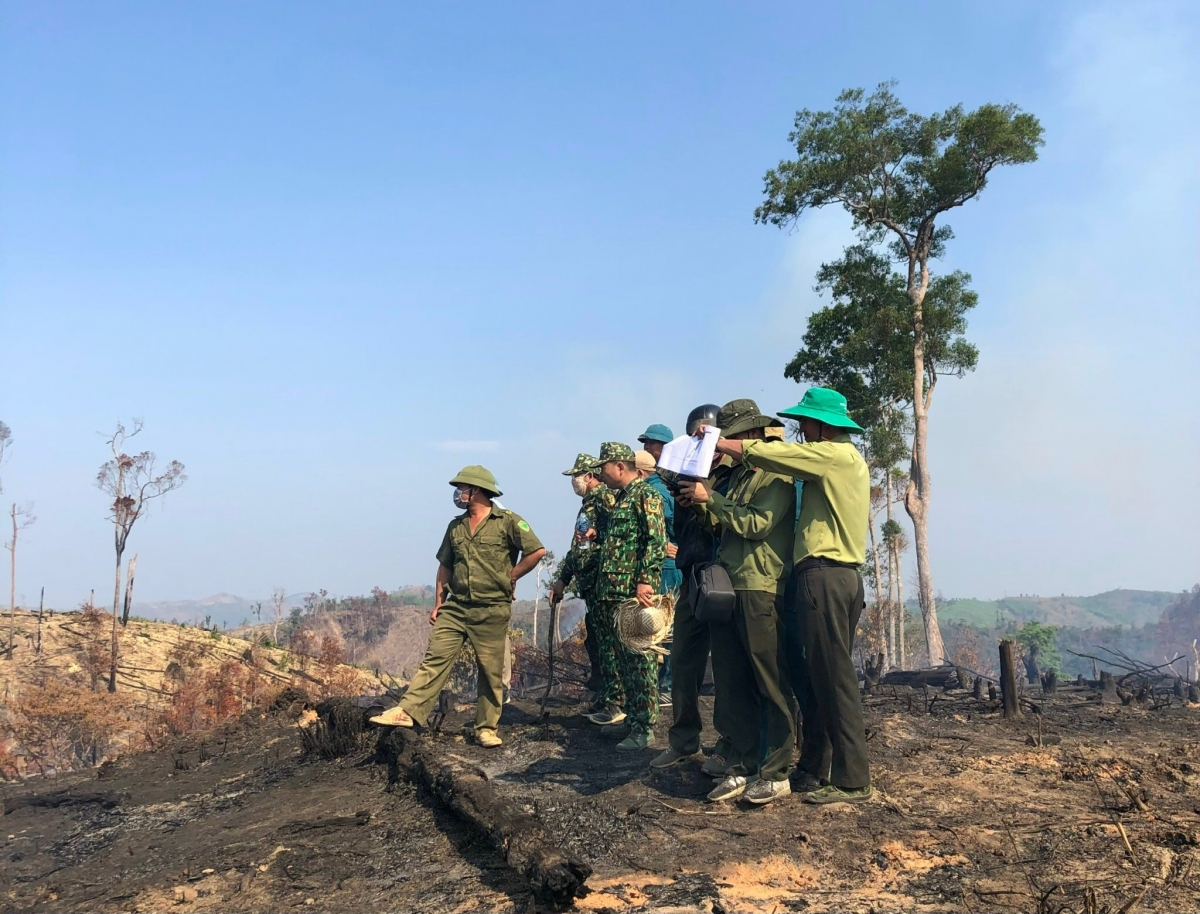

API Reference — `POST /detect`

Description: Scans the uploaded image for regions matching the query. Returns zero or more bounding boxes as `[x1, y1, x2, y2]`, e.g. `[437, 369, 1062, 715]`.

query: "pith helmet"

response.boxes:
[717, 398, 783, 437]
[777, 387, 864, 433]
[562, 453, 598, 476]
[591, 442, 636, 468]
[637, 424, 674, 445]
[448, 465, 503, 497]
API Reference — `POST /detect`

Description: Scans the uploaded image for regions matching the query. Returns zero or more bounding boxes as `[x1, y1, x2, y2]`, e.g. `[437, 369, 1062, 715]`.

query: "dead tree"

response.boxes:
[5, 502, 35, 660]
[999, 640, 1022, 719]
[121, 554, 138, 626]
[271, 587, 287, 644]
[96, 420, 186, 692]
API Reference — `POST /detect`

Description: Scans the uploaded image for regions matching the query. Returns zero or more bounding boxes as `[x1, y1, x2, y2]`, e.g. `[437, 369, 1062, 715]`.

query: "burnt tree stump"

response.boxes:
[999, 640, 1022, 720]
[988, 681, 997, 702]
[1041, 669, 1058, 695]
[1099, 670, 1119, 703]
[972, 676, 984, 700]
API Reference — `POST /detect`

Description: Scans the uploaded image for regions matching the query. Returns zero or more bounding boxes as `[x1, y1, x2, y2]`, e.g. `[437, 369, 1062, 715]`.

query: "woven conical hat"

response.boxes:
[615, 592, 676, 656]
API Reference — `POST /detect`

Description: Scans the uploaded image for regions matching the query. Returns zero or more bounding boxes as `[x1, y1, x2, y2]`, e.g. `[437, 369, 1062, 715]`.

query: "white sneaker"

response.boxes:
[743, 778, 791, 805]
[707, 774, 748, 802]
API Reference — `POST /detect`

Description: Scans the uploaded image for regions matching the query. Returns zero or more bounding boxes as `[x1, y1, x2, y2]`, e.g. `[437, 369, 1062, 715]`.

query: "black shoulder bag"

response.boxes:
[692, 562, 736, 624]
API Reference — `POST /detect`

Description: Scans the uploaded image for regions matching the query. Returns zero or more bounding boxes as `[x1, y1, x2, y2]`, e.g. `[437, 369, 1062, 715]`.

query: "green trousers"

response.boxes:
[596, 599, 658, 732]
[708, 590, 794, 782]
[667, 574, 712, 755]
[400, 600, 510, 735]
[591, 599, 625, 708]
[793, 566, 870, 789]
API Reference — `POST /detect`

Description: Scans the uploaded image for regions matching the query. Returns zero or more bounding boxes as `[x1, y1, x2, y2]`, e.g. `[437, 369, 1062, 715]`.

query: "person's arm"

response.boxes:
[705, 473, 794, 541]
[739, 439, 834, 482]
[430, 563, 451, 624]
[510, 547, 547, 599]
[634, 490, 667, 607]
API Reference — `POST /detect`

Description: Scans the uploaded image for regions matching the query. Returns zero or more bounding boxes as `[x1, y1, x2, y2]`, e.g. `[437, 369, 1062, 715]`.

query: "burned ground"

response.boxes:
[3, 685, 1199, 913]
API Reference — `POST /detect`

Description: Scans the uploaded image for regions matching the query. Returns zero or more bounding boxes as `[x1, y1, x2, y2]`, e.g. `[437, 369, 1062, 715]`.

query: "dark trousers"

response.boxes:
[667, 575, 711, 755]
[788, 565, 869, 789]
[709, 590, 794, 781]
[780, 572, 831, 781]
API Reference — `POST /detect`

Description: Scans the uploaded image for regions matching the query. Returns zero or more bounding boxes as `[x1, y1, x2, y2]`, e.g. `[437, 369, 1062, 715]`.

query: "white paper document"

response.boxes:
[656, 426, 721, 478]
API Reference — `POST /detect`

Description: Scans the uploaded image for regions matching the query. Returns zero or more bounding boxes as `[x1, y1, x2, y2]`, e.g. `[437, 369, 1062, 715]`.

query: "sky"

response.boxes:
[1, 1, 1197, 608]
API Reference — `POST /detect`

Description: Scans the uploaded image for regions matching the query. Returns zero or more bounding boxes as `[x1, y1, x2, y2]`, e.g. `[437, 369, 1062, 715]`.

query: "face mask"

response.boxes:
[571, 475, 589, 497]
[453, 487, 472, 509]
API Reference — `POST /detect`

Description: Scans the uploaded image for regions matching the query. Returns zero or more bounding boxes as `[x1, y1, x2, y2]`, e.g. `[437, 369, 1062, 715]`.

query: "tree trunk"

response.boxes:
[108, 549, 123, 693]
[867, 508, 887, 667]
[36, 586, 44, 656]
[7, 504, 15, 660]
[904, 257, 946, 667]
[121, 554, 138, 626]
[894, 543, 905, 668]
[999, 640, 1022, 719]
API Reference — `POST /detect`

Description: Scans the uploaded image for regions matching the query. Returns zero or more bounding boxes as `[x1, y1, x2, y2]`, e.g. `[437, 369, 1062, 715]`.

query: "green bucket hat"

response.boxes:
[448, 465, 503, 497]
[777, 387, 864, 433]
[590, 442, 636, 468]
[637, 424, 674, 445]
[562, 453, 598, 476]
[716, 398, 783, 438]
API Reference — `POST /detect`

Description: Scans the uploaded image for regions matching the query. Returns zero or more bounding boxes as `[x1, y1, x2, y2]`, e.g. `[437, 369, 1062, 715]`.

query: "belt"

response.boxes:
[794, 556, 860, 574]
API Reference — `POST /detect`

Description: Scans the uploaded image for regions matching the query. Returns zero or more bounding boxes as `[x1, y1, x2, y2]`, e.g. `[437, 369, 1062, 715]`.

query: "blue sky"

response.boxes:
[2, 1, 1197, 607]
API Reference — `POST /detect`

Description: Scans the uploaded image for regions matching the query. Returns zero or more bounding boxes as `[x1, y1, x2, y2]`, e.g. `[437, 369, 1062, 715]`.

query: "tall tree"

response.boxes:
[757, 83, 1042, 665]
[6, 503, 36, 660]
[787, 245, 977, 663]
[96, 420, 186, 692]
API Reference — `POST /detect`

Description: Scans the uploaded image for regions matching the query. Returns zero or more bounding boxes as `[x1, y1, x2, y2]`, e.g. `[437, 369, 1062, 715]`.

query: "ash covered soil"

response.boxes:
[4, 687, 1200, 913]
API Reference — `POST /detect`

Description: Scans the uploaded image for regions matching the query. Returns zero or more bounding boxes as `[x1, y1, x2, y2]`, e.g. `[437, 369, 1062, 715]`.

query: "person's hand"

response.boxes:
[636, 583, 655, 607]
[665, 542, 678, 559]
[429, 602, 440, 625]
[549, 581, 564, 607]
[584, 527, 597, 540]
[509, 576, 519, 601]
[678, 479, 710, 504]
[693, 423, 709, 438]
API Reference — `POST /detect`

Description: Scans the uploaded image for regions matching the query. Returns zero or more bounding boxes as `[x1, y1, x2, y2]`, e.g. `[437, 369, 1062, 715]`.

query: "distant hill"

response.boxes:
[131, 593, 303, 631]
[934, 589, 1180, 629]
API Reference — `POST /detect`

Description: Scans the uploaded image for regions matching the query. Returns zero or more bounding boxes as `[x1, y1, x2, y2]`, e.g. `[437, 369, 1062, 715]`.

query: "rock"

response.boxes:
[173, 886, 199, 903]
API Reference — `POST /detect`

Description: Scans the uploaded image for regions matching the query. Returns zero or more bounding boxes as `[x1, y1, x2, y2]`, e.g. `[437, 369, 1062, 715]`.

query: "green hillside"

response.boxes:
[932, 589, 1178, 629]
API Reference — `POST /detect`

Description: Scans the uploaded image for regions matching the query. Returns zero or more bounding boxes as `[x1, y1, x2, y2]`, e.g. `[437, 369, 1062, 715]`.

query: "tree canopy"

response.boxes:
[785, 244, 978, 429]
[755, 82, 1044, 264]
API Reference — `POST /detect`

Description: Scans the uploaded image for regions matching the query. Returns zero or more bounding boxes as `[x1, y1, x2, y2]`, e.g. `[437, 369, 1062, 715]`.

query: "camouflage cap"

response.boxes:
[717, 398, 782, 437]
[592, 441, 636, 467]
[562, 453, 599, 476]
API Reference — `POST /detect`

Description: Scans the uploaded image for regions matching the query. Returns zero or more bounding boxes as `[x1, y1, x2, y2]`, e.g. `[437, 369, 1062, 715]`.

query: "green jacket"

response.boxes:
[555, 484, 615, 597]
[694, 462, 795, 593]
[436, 506, 545, 606]
[741, 435, 868, 566]
[596, 477, 666, 602]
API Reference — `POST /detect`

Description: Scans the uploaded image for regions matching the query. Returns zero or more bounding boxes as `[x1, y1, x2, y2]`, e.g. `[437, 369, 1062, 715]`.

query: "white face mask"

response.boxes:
[571, 475, 589, 497]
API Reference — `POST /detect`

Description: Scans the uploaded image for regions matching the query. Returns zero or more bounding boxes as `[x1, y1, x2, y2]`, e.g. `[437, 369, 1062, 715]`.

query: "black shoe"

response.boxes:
[791, 771, 824, 793]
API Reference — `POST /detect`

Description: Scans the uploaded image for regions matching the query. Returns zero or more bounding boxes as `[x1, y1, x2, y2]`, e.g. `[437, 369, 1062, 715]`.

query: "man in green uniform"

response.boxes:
[712, 388, 872, 804]
[675, 400, 796, 805]
[589, 442, 667, 751]
[549, 453, 616, 707]
[370, 466, 545, 749]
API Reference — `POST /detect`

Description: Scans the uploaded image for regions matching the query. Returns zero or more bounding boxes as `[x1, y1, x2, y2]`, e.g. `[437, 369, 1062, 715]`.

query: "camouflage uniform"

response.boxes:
[554, 465, 617, 699]
[592, 443, 667, 733]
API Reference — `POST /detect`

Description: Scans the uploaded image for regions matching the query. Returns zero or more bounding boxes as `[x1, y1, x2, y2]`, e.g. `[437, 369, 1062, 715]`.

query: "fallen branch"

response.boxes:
[378, 727, 591, 910]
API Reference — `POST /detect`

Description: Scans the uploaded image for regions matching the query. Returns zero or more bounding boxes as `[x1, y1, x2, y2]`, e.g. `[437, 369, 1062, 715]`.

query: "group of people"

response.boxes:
[371, 386, 873, 807]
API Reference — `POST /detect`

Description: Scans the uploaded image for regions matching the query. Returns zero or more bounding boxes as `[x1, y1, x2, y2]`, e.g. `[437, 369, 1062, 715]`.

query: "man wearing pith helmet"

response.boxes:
[370, 465, 545, 749]
[711, 387, 873, 805]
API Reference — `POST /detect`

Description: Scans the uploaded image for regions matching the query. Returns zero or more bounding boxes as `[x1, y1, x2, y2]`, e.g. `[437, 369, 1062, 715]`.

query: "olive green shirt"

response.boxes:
[741, 435, 869, 566]
[436, 507, 545, 606]
[694, 463, 796, 593]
